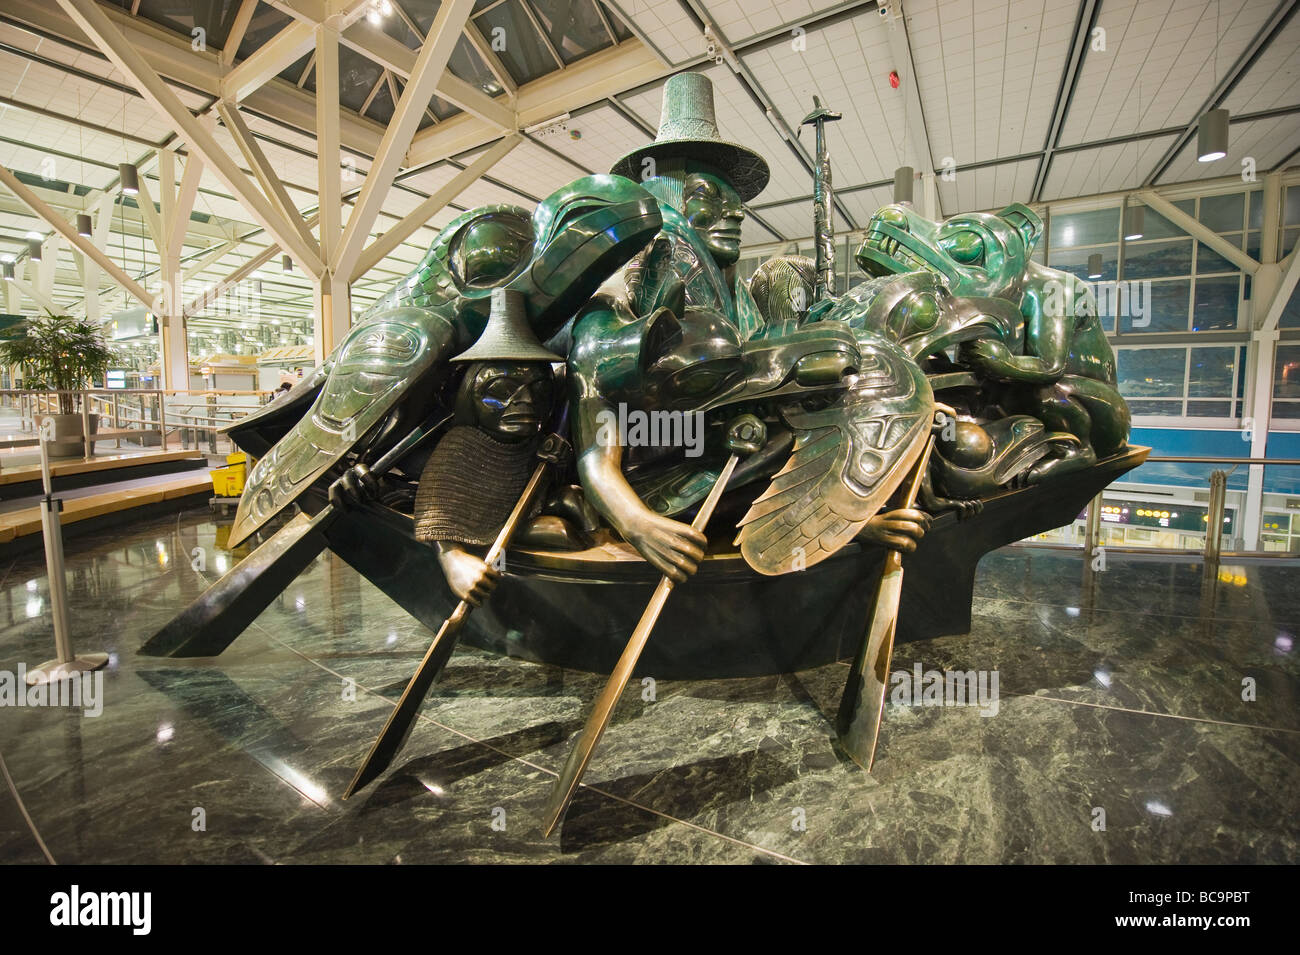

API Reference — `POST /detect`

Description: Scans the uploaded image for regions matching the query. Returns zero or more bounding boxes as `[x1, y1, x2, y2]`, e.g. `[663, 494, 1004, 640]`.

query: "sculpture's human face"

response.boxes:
[683, 170, 745, 268]
[468, 362, 553, 442]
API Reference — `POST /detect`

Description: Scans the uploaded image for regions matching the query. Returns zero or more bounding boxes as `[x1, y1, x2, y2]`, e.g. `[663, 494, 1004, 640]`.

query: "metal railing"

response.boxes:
[0, 387, 275, 463]
[1030, 454, 1300, 562]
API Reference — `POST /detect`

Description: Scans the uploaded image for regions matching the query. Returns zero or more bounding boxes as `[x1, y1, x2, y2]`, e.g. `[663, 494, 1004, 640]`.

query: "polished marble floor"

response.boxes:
[0, 506, 1296, 864]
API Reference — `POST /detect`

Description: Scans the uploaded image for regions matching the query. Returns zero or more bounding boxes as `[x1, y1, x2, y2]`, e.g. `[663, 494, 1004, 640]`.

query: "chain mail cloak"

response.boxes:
[414, 426, 536, 546]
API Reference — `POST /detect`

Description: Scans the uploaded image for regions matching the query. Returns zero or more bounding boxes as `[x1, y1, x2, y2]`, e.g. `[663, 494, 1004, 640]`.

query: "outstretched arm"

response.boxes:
[574, 397, 706, 582]
[959, 285, 1072, 384]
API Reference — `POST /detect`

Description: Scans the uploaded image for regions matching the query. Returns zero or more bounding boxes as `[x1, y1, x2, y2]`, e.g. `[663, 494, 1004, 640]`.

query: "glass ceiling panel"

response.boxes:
[232, 6, 296, 63]
[448, 34, 503, 96]
[605, 3, 633, 42]
[399, 0, 447, 41]
[366, 77, 395, 125]
[529, 0, 616, 64]
[477, 0, 557, 84]
[338, 46, 386, 114]
[374, 4, 423, 49]
[282, 51, 315, 93]
[135, 0, 247, 52]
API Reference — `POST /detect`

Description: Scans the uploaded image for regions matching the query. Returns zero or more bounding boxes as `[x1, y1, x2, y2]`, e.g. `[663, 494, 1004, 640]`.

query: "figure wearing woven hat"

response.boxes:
[412, 289, 562, 605]
[609, 71, 769, 312]
[333, 289, 589, 605]
[565, 73, 773, 581]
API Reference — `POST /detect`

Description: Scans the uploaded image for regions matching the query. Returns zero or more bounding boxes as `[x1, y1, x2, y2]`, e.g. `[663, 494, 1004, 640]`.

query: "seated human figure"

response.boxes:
[334, 289, 595, 606]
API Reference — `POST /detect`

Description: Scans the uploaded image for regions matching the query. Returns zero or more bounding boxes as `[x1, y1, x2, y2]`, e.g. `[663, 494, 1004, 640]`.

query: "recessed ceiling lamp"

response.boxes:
[1087, 253, 1103, 279]
[281, 255, 292, 272]
[1123, 204, 1144, 241]
[118, 163, 139, 196]
[893, 165, 914, 204]
[77, 213, 93, 238]
[1197, 107, 1229, 162]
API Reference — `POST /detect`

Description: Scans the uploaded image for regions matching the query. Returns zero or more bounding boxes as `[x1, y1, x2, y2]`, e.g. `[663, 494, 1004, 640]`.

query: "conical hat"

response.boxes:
[610, 73, 769, 202]
[453, 288, 562, 363]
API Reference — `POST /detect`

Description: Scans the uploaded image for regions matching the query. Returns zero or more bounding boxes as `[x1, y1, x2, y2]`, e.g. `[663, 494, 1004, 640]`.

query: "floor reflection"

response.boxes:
[0, 506, 1296, 864]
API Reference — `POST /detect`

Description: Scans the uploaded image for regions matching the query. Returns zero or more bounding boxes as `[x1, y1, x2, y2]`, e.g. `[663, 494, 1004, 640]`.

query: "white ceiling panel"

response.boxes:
[613, 0, 858, 65]
[697, 0, 852, 45]
[748, 200, 813, 240]
[906, 0, 1075, 166]
[1042, 132, 1180, 199]
[0, 137, 117, 192]
[1057, 0, 1278, 147]
[483, 137, 588, 199]
[539, 103, 647, 176]
[1157, 114, 1300, 184]
[744, 15, 905, 199]
[742, 210, 782, 245]
[605, 0, 702, 66]
[1222, 10, 1300, 115]
[838, 184, 896, 226]
[936, 157, 1040, 213]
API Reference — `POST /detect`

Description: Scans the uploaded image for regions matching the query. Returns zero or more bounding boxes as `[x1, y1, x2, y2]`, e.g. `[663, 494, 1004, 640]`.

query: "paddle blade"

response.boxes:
[139, 511, 327, 657]
[343, 605, 469, 799]
[542, 574, 675, 837]
[835, 556, 905, 770]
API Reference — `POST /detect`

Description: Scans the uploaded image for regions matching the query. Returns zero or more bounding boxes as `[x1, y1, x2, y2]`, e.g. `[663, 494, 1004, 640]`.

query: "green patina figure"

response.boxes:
[225, 175, 662, 547]
[156, 71, 1145, 803]
[854, 202, 1131, 481]
[566, 73, 932, 579]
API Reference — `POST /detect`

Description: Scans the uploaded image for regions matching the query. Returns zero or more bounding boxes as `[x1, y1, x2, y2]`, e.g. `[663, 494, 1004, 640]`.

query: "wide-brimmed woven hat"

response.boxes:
[453, 288, 562, 363]
[610, 73, 769, 202]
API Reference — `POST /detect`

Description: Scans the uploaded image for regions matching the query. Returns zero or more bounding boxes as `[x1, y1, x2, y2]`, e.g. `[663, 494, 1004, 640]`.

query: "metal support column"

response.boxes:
[1204, 468, 1228, 575]
[25, 424, 107, 686]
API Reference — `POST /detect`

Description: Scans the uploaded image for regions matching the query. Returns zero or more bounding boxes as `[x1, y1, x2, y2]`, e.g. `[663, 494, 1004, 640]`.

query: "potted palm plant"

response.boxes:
[0, 311, 120, 456]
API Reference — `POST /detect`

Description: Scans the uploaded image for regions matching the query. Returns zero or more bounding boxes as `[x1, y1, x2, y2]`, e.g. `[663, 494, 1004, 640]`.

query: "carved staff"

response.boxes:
[342, 412, 570, 799]
[799, 96, 842, 303]
[835, 431, 936, 770]
[542, 414, 767, 836]
[138, 414, 449, 658]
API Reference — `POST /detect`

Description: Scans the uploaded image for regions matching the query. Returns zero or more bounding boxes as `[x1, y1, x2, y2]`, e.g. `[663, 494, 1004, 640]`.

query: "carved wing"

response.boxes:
[228, 307, 456, 546]
[736, 332, 933, 575]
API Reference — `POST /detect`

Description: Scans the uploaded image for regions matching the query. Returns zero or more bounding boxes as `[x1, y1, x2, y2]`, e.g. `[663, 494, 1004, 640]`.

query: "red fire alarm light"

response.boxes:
[888, 70, 900, 89]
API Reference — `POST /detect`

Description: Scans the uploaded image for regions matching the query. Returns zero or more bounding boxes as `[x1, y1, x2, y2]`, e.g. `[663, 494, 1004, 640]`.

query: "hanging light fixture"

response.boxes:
[118, 162, 139, 196]
[254, 279, 263, 295]
[893, 165, 914, 204]
[1198, 2, 1228, 163]
[76, 213, 93, 238]
[27, 236, 42, 261]
[1087, 253, 1103, 279]
[281, 255, 292, 272]
[1123, 204, 1144, 241]
[2, 261, 13, 281]
[1197, 107, 1229, 162]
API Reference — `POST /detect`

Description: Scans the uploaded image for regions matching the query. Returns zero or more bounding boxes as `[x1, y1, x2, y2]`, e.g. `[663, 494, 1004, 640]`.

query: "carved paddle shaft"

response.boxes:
[139, 414, 448, 658]
[542, 414, 766, 837]
[836, 433, 936, 771]
[342, 424, 569, 800]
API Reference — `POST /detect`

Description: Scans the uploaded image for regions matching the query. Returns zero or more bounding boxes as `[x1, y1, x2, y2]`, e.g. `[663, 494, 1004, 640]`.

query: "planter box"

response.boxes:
[34, 413, 99, 458]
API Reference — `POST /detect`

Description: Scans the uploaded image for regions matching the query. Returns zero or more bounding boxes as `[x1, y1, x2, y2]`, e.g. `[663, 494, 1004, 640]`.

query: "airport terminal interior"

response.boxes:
[0, 0, 1297, 865]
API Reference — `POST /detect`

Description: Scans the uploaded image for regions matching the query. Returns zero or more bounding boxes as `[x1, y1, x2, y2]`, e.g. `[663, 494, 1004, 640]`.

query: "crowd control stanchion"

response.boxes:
[25, 419, 108, 687]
